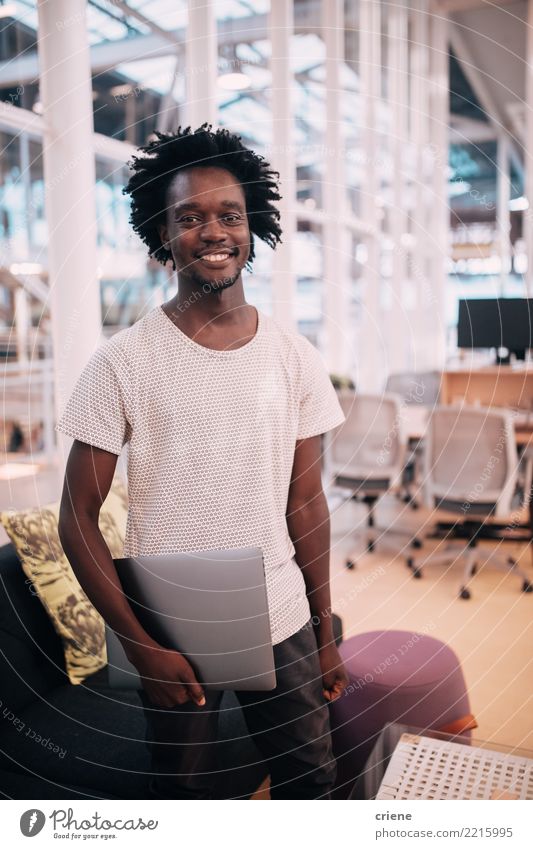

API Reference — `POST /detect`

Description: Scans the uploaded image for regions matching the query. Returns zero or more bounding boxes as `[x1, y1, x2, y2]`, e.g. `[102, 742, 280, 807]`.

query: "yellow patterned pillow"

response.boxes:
[0, 478, 128, 685]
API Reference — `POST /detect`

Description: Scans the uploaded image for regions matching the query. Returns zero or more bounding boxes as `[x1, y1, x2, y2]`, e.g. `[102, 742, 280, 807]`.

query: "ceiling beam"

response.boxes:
[449, 21, 524, 176]
[0, 0, 327, 88]
[109, 0, 181, 46]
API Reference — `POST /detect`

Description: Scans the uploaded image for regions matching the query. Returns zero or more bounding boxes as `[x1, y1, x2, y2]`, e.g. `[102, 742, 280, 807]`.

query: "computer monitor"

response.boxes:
[457, 298, 533, 362]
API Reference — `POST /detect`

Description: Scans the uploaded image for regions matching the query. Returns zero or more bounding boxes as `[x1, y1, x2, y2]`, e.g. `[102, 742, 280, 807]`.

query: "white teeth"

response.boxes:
[201, 253, 231, 262]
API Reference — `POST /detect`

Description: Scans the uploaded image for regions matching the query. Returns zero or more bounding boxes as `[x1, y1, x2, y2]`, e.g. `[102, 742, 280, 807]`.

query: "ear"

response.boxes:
[157, 223, 170, 251]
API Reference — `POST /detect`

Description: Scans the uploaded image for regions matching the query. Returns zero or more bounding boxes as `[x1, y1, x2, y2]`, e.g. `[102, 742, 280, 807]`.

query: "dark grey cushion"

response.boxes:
[0, 682, 149, 798]
[0, 544, 67, 714]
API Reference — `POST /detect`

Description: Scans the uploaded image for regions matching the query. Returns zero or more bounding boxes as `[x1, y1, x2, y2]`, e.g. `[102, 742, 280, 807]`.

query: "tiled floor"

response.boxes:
[329, 495, 533, 752]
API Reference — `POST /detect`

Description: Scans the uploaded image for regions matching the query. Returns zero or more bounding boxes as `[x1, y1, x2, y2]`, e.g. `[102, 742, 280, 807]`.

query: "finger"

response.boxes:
[331, 680, 345, 698]
[180, 664, 206, 706]
[171, 684, 190, 706]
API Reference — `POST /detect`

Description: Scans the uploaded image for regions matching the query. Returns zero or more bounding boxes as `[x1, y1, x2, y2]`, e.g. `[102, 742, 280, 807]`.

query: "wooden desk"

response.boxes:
[440, 367, 533, 409]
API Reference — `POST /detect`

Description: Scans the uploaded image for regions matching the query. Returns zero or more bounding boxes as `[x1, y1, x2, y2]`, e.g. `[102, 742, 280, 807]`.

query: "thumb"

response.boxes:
[181, 664, 206, 706]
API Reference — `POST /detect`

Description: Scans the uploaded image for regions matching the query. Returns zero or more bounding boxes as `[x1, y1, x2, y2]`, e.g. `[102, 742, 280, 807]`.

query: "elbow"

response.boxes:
[58, 499, 95, 550]
[58, 502, 75, 551]
[287, 489, 327, 517]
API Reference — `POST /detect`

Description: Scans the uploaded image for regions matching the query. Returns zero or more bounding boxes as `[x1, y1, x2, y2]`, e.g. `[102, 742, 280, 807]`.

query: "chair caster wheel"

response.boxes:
[412, 538, 423, 550]
[407, 558, 422, 578]
[470, 563, 478, 576]
[460, 587, 471, 600]
[346, 560, 356, 570]
[367, 540, 375, 553]
[522, 580, 533, 593]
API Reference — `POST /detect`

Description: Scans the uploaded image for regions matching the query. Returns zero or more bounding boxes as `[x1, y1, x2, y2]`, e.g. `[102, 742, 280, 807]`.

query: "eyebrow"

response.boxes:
[173, 200, 246, 214]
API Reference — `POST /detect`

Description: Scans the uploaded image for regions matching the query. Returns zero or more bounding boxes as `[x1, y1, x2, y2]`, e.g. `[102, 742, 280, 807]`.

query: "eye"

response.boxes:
[223, 214, 244, 224]
[177, 215, 200, 224]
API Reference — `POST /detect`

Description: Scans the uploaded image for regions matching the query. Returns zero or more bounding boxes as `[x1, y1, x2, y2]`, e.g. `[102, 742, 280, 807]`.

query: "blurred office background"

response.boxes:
[1, 1, 532, 755]
[2, 0, 532, 463]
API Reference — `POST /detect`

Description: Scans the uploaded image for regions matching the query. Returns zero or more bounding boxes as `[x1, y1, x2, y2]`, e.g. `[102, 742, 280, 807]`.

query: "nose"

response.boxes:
[199, 215, 227, 243]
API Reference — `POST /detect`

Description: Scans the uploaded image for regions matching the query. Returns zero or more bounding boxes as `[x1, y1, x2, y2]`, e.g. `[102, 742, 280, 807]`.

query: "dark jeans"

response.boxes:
[141, 621, 336, 799]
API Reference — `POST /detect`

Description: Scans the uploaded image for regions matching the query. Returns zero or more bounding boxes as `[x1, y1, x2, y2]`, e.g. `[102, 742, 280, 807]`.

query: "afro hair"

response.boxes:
[123, 124, 283, 269]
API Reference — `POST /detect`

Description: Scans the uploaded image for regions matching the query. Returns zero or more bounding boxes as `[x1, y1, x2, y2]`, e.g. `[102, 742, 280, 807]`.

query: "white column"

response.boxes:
[526, 0, 533, 294]
[185, 0, 217, 127]
[14, 287, 29, 364]
[37, 0, 101, 463]
[388, 0, 409, 374]
[427, 4, 448, 370]
[358, 0, 383, 391]
[411, 0, 432, 369]
[270, 0, 296, 329]
[497, 134, 511, 295]
[323, 0, 349, 373]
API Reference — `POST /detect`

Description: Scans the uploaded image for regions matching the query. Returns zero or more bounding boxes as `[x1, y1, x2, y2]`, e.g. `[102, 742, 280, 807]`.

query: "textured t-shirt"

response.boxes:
[57, 306, 345, 644]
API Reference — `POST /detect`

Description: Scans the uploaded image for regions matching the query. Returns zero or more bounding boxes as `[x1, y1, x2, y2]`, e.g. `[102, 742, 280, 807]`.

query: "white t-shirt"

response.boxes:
[57, 306, 345, 644]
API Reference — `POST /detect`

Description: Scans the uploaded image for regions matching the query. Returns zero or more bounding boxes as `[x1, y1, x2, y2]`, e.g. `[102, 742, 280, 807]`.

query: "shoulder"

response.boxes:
[259, 312, 324, 369]
[100, 308, 162, 361]
[83, 309, 162, 388]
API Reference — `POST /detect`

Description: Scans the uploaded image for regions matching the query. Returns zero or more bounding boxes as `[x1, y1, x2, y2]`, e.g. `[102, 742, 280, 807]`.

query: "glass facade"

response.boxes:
[2, 0, 519, 382]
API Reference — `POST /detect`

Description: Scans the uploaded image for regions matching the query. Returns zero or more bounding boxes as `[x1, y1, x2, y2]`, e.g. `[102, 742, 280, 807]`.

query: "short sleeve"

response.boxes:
[56, 344, 131, 455]
[296, 338, 345, 439]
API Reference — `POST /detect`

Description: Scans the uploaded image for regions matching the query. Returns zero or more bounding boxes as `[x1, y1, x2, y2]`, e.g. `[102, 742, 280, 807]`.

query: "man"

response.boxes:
[57, 125, 348, 800]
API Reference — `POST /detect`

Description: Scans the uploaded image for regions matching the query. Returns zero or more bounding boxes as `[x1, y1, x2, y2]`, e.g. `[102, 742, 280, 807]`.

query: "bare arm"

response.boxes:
[286, 436, 348, 700]
[58, 440, 205, 707]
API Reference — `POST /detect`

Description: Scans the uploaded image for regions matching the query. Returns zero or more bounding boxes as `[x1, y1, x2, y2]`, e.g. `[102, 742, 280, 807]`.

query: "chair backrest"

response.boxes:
[330, 392, 404, 484]
[385, 371, 441, 407]
[424, 406, 518, 518]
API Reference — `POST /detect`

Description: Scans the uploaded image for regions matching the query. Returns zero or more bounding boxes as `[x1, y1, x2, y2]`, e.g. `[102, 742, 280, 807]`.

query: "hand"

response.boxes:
[130, 643, 205, 708]
[318, 644, 349, 702]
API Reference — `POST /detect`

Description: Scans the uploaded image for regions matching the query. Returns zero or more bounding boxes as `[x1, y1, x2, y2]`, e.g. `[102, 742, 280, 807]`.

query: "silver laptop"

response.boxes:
[105, 546, 276, 691]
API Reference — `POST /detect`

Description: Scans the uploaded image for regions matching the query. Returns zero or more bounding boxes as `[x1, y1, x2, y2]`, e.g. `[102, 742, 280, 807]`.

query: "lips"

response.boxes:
[196, 248, 238, 267]
[200, 252, 234, 263]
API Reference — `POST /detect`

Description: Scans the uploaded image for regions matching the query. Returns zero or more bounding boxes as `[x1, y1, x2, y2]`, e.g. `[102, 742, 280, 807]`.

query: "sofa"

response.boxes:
[0, 541, 271, 799]
[0, 540, 344, 800]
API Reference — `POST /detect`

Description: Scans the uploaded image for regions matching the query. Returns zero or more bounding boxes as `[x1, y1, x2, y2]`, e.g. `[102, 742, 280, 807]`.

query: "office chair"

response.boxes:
[384, 371, 442, 509]
[329, 391, 422, 570]
[406, 405, 533, 599]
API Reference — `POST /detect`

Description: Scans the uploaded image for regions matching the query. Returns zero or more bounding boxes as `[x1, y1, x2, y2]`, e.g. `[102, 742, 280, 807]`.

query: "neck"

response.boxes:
[166, 275, 251, 332]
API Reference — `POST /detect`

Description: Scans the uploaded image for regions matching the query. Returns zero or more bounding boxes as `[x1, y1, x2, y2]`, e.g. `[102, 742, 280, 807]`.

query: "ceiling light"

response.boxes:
[217, 72, 251, 91]
[509, 196, 529, 212]
[10, 263, 43, 275]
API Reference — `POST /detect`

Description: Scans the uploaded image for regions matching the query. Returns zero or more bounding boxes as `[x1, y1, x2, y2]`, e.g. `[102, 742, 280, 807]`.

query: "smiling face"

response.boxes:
[159, 166, 251, 293]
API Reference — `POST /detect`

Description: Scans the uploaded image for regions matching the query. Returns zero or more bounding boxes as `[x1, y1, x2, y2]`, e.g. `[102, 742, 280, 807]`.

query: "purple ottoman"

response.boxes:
[329, 630, 476, 798]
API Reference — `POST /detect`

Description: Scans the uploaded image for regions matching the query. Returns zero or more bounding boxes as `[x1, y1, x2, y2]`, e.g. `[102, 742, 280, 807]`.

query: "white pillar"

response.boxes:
[185, 0, 217, 127]
[526, 0, 533, 294]
[270, 0, 296, 330]
[388, 0, 409, 374]
[323, 0, 349, 373]
[37, 0, 101, 463]
[14, 287, 29, 364]
[428, 4, 448, 370]
[411, 0, 433, 370]
[357, 0, 383, 391]
[497, 134, 511, 295]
